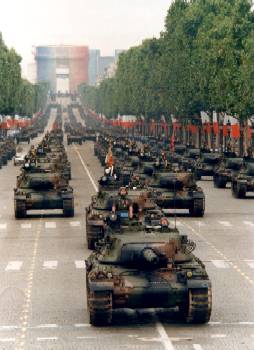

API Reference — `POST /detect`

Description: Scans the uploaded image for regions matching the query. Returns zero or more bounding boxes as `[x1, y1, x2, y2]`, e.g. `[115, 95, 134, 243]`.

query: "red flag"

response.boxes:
[213, 112, 219, 135]
[170, 132, 175, 154]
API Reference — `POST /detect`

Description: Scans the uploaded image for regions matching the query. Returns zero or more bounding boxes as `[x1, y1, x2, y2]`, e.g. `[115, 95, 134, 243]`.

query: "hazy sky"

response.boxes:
[1, 0, 172, 72]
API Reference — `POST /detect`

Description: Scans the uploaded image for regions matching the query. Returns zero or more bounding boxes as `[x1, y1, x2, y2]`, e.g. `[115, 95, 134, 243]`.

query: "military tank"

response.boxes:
[86, 186, 157, 249]
[231, 162, 254, 198]
[14, 166, 74, 218]
[213, 157, 243, 188]
[67, 131, 83, 145]
[148, 172, 205, 217]
[194, 153, 221, 180]
[86, 226, 212, 326]
[181, 149, 200, 172]
[16, 131, 31, 144]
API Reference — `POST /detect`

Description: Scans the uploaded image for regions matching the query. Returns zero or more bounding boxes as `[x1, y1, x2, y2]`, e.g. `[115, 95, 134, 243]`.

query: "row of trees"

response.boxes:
[79, 0, 254, 122]
[0, 33, 49, 116]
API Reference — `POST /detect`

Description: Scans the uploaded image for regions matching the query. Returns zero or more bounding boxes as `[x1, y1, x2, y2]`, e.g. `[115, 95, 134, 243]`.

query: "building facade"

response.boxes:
[35, 45, 89, 93]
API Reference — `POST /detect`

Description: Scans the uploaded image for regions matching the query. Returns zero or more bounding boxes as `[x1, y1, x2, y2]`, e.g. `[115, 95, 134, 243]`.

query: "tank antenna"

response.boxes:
[173, 178, 177, 229]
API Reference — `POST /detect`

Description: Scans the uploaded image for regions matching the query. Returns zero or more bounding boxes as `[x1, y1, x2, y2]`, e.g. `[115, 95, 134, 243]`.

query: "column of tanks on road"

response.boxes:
[13, 104, 74, 218]
[9, 97, 254, 327]
[84, 105, 254, 326]
[0, 110, 50, 168]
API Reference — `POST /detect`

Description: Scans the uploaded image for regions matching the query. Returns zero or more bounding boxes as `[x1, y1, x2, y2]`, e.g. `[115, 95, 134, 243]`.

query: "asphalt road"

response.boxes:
[0, 105, 253, 350]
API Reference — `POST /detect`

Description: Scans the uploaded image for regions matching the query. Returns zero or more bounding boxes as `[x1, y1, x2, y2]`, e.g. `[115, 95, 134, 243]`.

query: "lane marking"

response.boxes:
[77, 336, 96, 339]
[156, 322, 175, 350]
[70, 221, 81, 227]
[245, 260, 254, 268]
[211, 260, 230, 269]
[0, 224, 7, 230]
[36, 324, 58, 329]
[218, 221, 232, 227]
[74, 147, 98, 192]
[21, 223, 31, 229]
[0, 326, 19, 330]
[244, 221, 254, 227]
[74, 323, 91, 328]
[211, 334, 226, 338]
[45, 222, 56, 229]
[75, 260, 86, 269]
[183, 222, 254, 286]
[37, 337, 58, 341]
[193, 345, 203, 350]
[43, 261, 58, 270]
[0, 338, 15, 342]
[239, 321, 254, 325]
[5, 261, 23, 271]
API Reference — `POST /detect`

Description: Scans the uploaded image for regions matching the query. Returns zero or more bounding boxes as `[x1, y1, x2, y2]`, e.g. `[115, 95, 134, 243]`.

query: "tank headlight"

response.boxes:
[187, 271, 193, 278]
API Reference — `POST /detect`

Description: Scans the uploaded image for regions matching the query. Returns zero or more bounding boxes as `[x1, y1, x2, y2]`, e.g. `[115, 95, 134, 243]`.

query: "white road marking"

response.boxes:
[211, 334, 226, 338]
[0, 224, 7, 230]
[209, 321, 222, 325]
[211, 260, 230, 269]
[245, 260, 254, 268]
[5, 261, 23, 271]
[244, 221, 254, 227]
[75, 260, 86, 269]
[37, 337, 58, 341]
[74, 323, 91, 328]
[0, 325, 19, 330]
[0, 338, 15, 342]
[76, 336, 96, 339]
[239, 321, 254, 325]
[218, 221, 232, 227]
[74, 147, 98, 192]
[45, 222, 56, 229]
[21, 223, 32, 229]
[156, 322, 175, 350]
[70, 221, 81, 227]
[36, 324, 58, 328]
[43, 261, 58, 270]
[193, 345, 203, 350]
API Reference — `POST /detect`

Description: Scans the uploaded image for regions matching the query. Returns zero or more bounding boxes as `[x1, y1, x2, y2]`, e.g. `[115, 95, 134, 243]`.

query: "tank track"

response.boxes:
[88, 291, 113, 326]
[189, 199, 204, 217]
[232, 182, 246, 198]
[186, 287, 212, 324]
[14, 200, 26, 219]
[63, 199, 74, 217]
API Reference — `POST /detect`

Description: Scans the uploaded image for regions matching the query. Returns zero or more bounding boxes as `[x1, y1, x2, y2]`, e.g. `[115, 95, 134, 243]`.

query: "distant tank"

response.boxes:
[14, 167, 74, 218]
[148, 172, 205, 217]
[213, 157, 243, 188]
[86, 187, 157, 249]
[231, 162, 254, 198]
[194, 153, 221, 180]
[16, 131, 30, 144]
[86, 227, 212, 326]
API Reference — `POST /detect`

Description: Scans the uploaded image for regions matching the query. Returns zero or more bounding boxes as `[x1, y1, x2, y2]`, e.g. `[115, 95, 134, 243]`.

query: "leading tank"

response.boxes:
[86, 226, 212, 326]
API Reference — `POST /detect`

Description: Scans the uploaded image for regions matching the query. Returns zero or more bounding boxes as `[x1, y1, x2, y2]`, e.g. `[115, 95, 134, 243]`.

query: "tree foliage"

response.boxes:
[80, 0, 254, 121]
[0, 32, 49, 116]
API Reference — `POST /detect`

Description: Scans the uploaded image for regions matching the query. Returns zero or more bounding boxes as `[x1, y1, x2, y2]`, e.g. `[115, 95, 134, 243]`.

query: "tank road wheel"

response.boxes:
[232, 182, 246, 198]
[14, 200, 26, 219]
[182, 287, 212, 324]
[88, 291, 113, 326]
[63, 199, 74, 217]
[189, 199, 205, 217]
